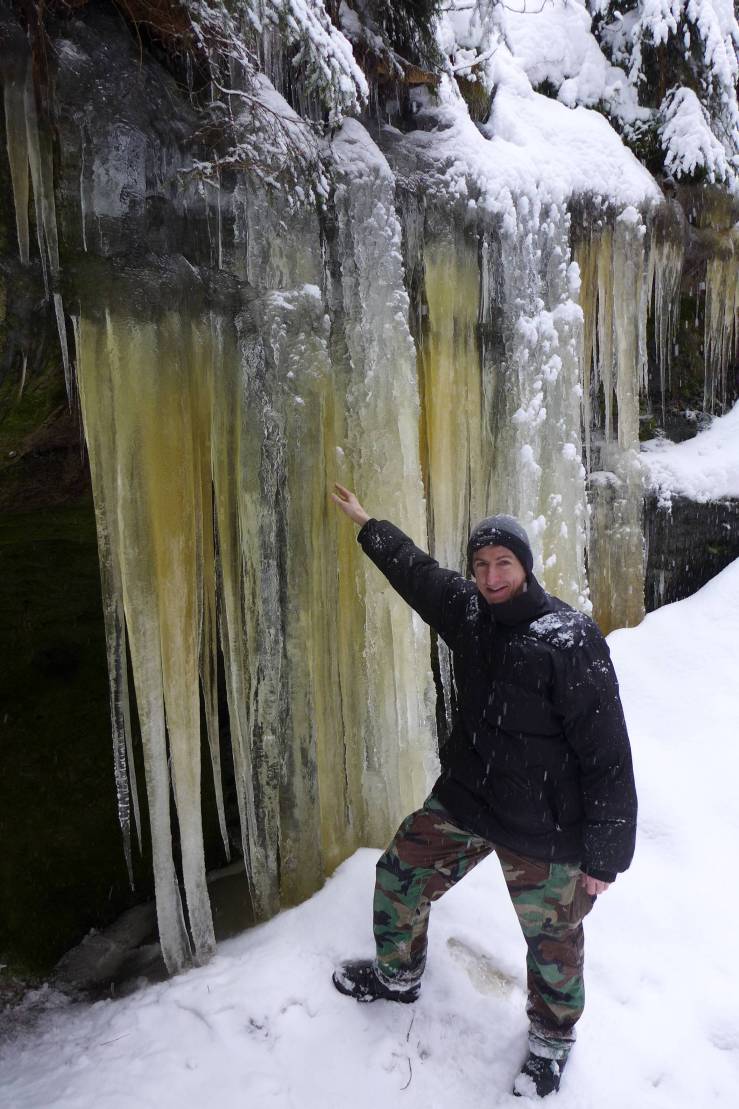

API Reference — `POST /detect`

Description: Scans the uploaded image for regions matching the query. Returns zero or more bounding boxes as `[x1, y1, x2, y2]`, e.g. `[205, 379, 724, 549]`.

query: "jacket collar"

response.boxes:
[480, 574, 551, 627]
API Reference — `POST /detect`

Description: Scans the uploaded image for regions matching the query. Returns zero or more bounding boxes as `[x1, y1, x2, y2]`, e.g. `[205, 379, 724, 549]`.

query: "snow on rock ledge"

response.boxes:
[401, 72, 661, 219]
[640, 401, 739, 505]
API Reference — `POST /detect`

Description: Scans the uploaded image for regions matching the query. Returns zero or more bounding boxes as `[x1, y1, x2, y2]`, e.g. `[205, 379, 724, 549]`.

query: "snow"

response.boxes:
[640, 400, 739, 504]
[438, 0, 739, 196]
[186, 0, 367, 121]
[502, 0, 642, 123]
[593, 0, 739, 190]
[659, 86, 733, 184]
[431, 0, 659, 209]
[403, 69, 661, 216]
[331, 117, 394, 178]
[3, 562, 739, 1106]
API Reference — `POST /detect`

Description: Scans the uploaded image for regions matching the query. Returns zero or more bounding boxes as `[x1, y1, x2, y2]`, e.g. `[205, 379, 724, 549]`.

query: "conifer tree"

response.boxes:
[588, 0, 739, 188]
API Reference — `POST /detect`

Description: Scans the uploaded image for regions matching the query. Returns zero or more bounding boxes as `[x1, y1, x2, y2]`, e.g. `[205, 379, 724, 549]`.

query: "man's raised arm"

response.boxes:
[331, 483, 472, 644]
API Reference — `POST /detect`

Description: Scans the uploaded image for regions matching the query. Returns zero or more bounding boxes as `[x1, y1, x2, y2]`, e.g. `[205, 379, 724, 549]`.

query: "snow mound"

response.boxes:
[640, 401, 739, 504]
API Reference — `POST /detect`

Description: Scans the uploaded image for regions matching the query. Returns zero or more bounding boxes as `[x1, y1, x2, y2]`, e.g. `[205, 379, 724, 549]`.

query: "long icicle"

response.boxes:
[72, 314, 141, 885]
[3, 69, 30, 264]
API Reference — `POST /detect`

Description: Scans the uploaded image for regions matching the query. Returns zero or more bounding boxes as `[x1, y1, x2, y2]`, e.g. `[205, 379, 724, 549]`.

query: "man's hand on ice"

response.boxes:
[332, 483, 371, 527]
[579, 873, 611, 896]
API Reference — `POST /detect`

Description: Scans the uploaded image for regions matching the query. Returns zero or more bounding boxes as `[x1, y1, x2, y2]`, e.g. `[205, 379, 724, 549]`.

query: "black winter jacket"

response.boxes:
[358, 519, 637, 882]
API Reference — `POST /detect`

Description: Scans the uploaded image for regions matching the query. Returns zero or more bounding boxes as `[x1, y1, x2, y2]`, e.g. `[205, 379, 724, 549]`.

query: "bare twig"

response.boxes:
[400, 1010, 416, 1090]
[99, 1033, 132, 1047]
[451, 45, 499, 73]
[442, 0, 554, 12]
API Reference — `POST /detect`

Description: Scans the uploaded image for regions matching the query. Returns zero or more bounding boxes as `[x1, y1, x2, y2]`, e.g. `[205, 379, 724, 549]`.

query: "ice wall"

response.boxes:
[68, 131, 437, 970]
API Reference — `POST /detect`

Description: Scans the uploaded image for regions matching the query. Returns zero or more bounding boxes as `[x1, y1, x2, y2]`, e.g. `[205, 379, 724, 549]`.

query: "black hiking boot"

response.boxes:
[332, 959, 420, 1004]
[513, 1052, 568, 1098]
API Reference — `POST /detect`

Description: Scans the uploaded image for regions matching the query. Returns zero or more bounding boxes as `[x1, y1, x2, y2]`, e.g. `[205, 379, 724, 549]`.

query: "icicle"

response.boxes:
[3, 57, 74, 404]
[25, 68, 72, 400]
[333, 134, 436, 847]
[24, 68, 53, 293]
[72, 312, 141, 886]
[18, 352, 28, 399]
[647, 205, 684, 421]
[210, 325, 281, 917]
[76, 310, 218, 971]
[79, 128, 88, 253]
[216, 172, 223, 270]
[596, 228, 615, 440]
[3, 72, 30, 264]
[576, 206, 648, 632]
[575, 233, 598, 473]
[417, 224, 488, 728]
[613, 207, 647, 450]
[704, 231, 739, 413]
[53, 292, 73, 402]
[420, 230, 487, 570]
[197, 317, 229, 861]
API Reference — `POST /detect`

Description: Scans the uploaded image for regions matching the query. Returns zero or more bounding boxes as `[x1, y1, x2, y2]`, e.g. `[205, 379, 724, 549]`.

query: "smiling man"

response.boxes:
[330, 485, 637, 1098]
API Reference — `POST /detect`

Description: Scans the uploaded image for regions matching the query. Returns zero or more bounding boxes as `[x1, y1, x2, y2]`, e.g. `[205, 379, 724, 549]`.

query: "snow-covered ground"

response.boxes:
[2, 559, 739, 1107]
[641, 401, 739, 505]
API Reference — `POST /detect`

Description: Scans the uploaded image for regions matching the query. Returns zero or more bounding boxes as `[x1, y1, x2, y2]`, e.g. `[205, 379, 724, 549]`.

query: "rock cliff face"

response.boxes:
[0, 3, 736, 974]
[645, 496, 739, 611]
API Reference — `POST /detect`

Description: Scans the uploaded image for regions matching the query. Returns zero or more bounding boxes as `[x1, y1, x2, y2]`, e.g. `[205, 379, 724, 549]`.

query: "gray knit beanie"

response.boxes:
[466, 514, 534, 578]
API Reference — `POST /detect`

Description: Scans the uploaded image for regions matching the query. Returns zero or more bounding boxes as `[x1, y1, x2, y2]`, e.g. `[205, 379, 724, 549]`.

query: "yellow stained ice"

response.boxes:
[575, 214, 648, 632]
[420, 233, 488, 570]
[76, 313, 217, 970]
[647, 206, 684, 418]
[417, 232, 487, 728]
[74, 259, 436, 968]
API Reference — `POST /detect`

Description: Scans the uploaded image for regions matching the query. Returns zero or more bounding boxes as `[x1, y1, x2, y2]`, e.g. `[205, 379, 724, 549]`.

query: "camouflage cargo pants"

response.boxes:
[373, 795, 596, 1059]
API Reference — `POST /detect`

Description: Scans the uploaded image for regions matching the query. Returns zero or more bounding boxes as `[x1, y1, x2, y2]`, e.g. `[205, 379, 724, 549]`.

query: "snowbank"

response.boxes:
[2, 561, 739, 1107]
[640, 401, 739, 504]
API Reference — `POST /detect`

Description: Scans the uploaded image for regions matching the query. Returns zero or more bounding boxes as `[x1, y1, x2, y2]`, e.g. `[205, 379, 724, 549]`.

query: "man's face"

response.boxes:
[471, 544, 527, 604]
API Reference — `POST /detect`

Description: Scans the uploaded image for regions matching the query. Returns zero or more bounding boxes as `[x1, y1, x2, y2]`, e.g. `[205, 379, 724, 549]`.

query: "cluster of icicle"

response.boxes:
[5, 68, 442, 969]
[71, 155, 438, 971]
[3, 57, 71, 400]
[3, 54, 736, 973]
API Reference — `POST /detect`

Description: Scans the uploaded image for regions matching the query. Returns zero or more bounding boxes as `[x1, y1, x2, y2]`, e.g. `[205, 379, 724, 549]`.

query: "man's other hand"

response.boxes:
[579, 873, 611, 896]
[332, 483, 371, 527]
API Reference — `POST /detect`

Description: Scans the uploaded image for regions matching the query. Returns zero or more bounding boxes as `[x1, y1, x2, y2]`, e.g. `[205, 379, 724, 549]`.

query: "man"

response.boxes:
[330, 483, 637, 1098]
